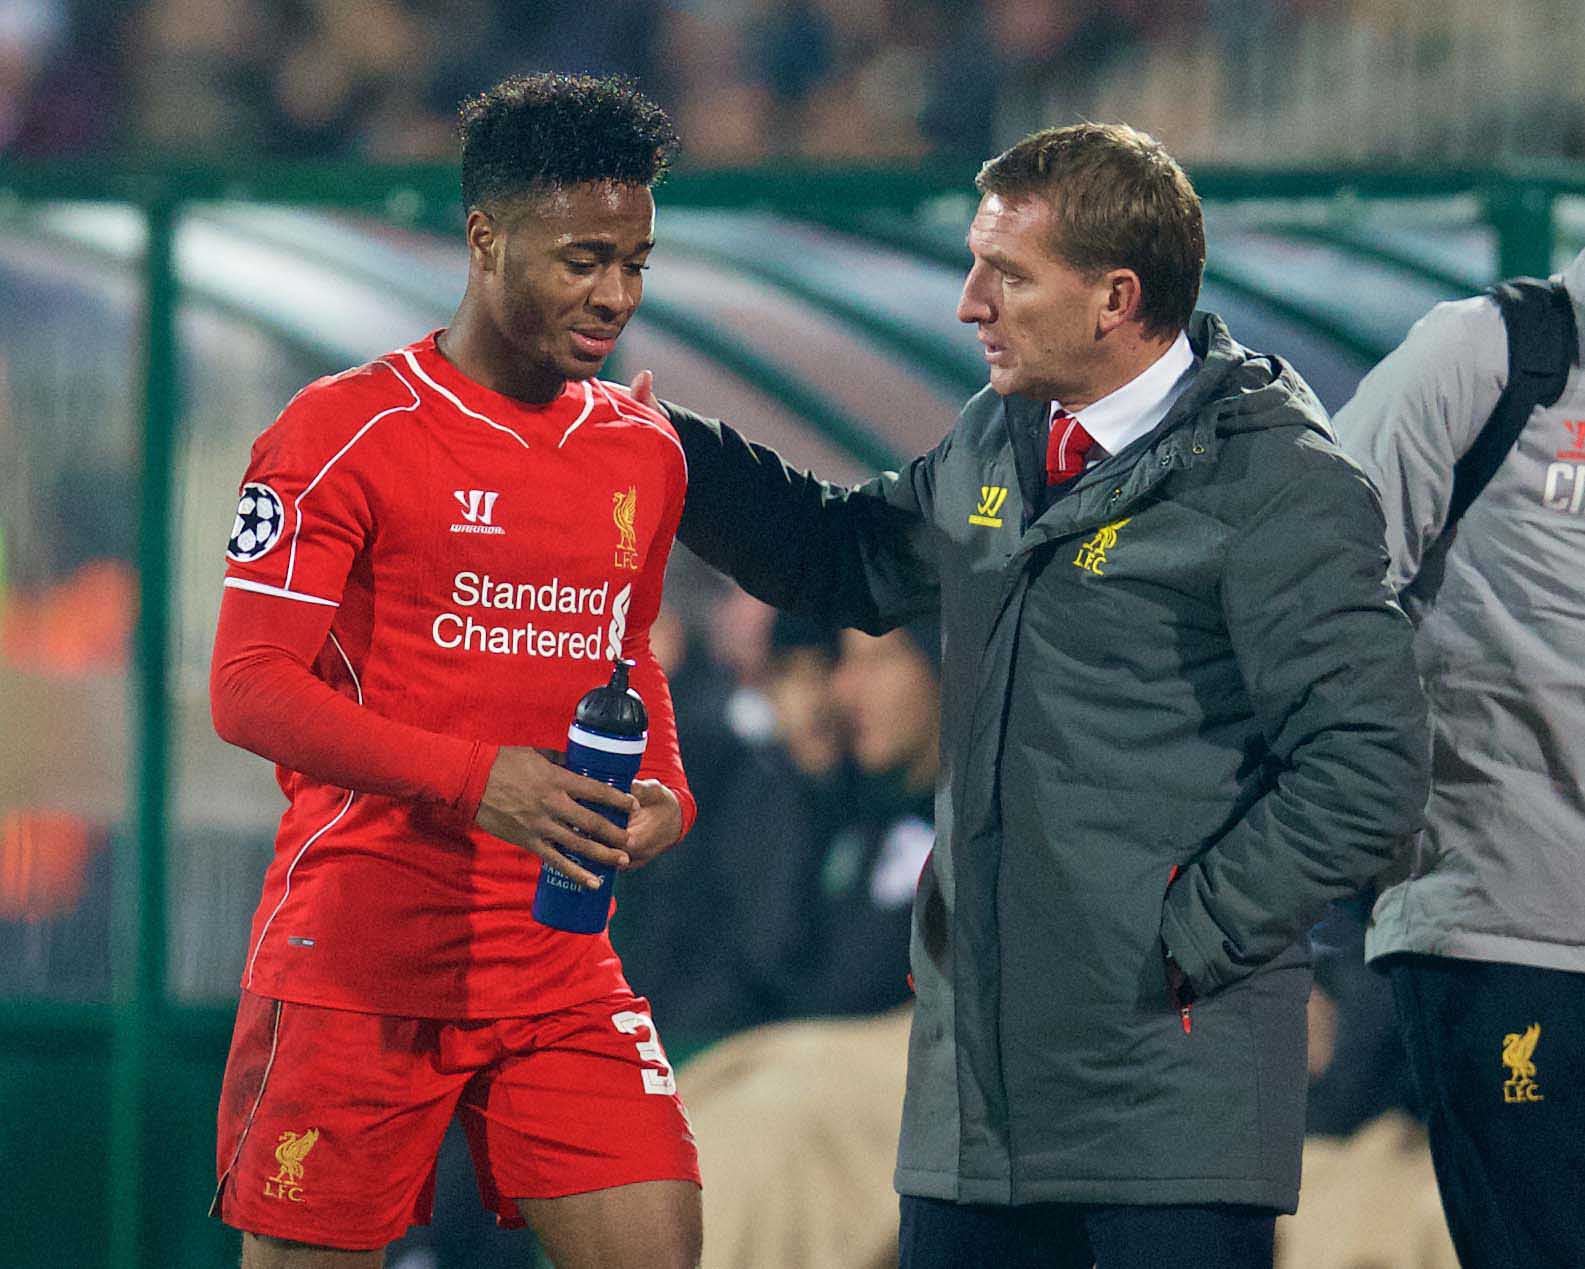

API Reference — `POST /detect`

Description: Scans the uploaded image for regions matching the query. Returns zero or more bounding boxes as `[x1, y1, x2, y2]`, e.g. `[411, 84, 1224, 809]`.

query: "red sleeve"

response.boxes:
[620, 439, 696, 837]
[211, 586, 497, 823]
[212, 371, 497, 823]
[223, 364, 408, 605]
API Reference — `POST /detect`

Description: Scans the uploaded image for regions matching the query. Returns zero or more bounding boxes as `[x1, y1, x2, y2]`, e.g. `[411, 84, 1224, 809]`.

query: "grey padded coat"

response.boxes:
[669, 312, 1430, 1211]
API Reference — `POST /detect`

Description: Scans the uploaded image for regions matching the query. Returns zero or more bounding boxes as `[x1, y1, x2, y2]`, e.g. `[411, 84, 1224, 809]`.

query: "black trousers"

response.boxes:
[1388, 953, 1585, 1268]
[898, 1194, 1276, 1269]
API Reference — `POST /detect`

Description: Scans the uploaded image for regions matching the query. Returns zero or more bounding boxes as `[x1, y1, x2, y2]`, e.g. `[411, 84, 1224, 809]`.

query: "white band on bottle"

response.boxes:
[568, 725, 648, 755]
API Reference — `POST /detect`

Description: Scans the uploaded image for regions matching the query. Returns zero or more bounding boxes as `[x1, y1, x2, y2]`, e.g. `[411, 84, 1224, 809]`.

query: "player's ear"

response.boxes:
[465, 209, 501, 273]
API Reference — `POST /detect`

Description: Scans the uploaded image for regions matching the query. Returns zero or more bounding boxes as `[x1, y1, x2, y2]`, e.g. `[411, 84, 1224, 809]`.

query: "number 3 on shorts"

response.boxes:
[612, 1009, 677, 1095]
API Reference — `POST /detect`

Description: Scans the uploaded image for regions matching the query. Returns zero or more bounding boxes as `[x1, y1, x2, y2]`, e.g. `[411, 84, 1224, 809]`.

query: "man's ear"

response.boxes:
[465, 209, 501, 272]
[1096, 268, 1143, 336]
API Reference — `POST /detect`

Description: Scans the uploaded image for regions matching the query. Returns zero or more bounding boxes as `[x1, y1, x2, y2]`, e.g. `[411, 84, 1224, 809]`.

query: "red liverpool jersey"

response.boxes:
[211, 332, 692, 1018]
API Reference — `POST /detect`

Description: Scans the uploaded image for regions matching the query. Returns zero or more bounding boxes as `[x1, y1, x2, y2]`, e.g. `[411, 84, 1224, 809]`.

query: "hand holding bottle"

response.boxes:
[475, 746, 635, 889]
[532, 659, 649, 933]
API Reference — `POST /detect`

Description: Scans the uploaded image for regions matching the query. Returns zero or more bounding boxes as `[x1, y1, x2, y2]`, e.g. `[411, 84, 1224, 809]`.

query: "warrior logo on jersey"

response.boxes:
[227, 483, 285, 562]
[452, 489, 505, 536]
[613, 487, 639, 569]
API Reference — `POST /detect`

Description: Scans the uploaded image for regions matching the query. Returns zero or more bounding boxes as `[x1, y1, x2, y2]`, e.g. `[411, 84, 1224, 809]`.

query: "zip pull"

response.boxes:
[1179, 1004, 1193, 1036]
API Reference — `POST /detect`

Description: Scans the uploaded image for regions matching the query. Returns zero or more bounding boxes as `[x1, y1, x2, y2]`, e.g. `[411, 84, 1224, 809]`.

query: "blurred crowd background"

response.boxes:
[5, 0, 1585, 166]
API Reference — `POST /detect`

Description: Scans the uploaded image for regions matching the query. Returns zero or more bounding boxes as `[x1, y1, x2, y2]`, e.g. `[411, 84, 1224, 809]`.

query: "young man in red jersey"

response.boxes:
[208, 75, 701, 1268]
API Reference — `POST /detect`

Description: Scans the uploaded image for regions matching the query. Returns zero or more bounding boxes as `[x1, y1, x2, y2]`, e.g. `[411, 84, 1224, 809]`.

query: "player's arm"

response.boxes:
[1330, 298, 1507, 591]
[211, 591, 635, 887]
[616, 432, 695, 867]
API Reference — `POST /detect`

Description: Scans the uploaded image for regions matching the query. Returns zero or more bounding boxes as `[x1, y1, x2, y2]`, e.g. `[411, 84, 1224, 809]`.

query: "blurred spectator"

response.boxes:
[647, 603, 742, 819]
[704, 586, 779, 738]
[668, 621, 938, 1267]
[917, 2, 999, 158]
[988, 0, 1145, 141]
[791, 620, 939, 1017]
[10, 0, 1585, 164]
[752, 0, 835, 154]
[0, 558, 135, 671]
[0, 811, 112, 997]
[0, 808, 98, 921]
[127, 0, 268, 153]
[0, 0, 64, 149]
[0, 0, 121, 155]
[1304, 895, 1414, 1137]
[612, 608, 851, 1043]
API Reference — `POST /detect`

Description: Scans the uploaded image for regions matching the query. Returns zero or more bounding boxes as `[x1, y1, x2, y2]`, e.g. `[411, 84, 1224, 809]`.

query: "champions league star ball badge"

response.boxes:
[227, 483, 285, 562]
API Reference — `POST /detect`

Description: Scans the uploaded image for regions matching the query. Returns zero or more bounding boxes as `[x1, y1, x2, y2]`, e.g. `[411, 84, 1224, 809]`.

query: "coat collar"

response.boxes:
[1004, 312, 1317, 551]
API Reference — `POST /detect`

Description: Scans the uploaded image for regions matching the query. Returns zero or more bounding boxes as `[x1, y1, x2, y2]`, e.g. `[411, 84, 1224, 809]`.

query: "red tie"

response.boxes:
[1046, 409, 1098, 486]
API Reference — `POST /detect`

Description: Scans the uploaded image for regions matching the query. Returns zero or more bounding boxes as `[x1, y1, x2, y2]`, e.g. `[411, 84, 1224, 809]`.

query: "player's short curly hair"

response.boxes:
[458, 73, 679, 212]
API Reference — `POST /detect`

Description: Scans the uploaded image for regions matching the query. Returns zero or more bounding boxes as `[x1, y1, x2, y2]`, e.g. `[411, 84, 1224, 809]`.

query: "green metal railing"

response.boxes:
[110, 192, 178, 1267]
[1, 155, 1581, 1266]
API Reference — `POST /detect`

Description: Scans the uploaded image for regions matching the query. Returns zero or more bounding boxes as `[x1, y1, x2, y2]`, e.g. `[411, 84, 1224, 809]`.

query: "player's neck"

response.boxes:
[438, 304, 566, 406]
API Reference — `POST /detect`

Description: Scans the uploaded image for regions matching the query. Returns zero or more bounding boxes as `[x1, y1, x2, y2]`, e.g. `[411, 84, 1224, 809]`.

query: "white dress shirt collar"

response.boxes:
[1050, 331, 1197, 457]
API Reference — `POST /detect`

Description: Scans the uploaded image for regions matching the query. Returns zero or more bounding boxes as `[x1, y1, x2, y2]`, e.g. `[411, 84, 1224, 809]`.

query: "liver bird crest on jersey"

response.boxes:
[613, 487, 639, 569]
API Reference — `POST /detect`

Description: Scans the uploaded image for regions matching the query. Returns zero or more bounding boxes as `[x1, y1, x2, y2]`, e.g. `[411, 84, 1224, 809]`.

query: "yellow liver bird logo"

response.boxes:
[1073, 517, 1133, 575]
[272, 1128, 320, 1181]
[1501, 1023, 1544, 1103]
[613, 487, 639, 569]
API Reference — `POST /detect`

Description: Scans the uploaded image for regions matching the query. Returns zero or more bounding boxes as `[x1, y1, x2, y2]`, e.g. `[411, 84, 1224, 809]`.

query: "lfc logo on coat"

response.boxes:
[1073, 518, 1132, 575]
[264, 1128, 320, 1202]
[1501, 1023, 1544, 1103]
[613, 487, 639, 570]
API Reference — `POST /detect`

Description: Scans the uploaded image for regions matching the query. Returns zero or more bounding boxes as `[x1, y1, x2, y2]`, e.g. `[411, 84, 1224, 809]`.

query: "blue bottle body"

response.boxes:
[531, 667, 648, 934]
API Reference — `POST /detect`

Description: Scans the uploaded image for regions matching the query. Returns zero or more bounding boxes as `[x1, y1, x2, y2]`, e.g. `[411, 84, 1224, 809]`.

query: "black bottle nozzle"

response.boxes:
[574, 657, 647, 736]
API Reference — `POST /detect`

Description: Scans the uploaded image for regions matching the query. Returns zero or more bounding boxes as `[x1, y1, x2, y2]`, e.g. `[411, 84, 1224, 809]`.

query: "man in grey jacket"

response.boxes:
[1334, 250, 1585, 1268]
[645, 124, 1429, 1267]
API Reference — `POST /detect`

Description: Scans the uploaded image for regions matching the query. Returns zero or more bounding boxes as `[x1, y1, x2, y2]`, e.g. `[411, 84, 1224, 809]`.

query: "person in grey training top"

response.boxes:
[1334, 247, 1585, 1269]
[641, 122, 1430, 1269]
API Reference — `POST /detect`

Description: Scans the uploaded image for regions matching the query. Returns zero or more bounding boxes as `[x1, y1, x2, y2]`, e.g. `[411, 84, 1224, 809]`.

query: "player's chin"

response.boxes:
[559, 347, 615, 379]
[555, 357, 607, 383]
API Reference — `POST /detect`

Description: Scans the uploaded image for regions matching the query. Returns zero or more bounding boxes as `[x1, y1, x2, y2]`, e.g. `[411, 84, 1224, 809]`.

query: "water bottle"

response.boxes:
[531, 658, 648, 934]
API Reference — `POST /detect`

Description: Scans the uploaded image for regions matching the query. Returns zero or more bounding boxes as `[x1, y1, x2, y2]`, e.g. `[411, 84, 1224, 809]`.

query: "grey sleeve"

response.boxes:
[1159, 457, 1431, 994]
[666, 401, 941, 633]
[1330, 297, 1508, 592]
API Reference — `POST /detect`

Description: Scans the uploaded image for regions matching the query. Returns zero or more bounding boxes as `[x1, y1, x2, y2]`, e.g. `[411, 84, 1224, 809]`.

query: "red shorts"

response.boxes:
[212, 988, 699, 1251]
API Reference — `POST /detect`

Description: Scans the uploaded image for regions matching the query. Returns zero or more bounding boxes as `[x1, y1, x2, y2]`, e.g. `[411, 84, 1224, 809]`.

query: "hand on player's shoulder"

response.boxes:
[628, 369, 660, 412]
